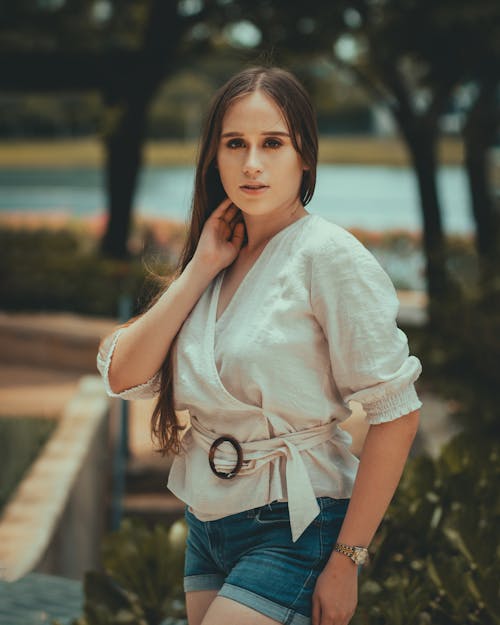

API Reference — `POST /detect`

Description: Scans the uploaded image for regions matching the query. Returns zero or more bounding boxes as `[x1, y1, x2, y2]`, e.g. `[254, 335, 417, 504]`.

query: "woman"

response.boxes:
[97, 66, 422, 625]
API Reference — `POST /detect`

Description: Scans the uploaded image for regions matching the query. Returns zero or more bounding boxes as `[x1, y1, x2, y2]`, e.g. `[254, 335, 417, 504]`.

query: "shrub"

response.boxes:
[0, 226, 173, 317]
[55, 518, 188, 625]
[353, 429, 500, 625]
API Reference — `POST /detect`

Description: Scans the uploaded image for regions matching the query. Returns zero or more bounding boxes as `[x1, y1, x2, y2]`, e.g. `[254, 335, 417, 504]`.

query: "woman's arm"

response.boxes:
[107, 258, 215, 394]
[104, 199, 245, 395]
[333, 407, 420, 554]
[312, 408, 420, 625]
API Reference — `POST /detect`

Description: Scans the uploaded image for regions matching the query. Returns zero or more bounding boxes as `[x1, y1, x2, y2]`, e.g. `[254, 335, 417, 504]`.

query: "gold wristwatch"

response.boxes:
[334, 542, 370, 566]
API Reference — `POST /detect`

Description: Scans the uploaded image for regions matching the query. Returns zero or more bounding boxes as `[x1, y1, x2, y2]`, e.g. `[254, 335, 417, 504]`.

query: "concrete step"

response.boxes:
[0, 311, 116, 372]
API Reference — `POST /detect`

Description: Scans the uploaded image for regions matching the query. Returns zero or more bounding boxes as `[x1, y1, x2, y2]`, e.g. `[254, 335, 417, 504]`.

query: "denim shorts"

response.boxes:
[184, 497, 353, 625]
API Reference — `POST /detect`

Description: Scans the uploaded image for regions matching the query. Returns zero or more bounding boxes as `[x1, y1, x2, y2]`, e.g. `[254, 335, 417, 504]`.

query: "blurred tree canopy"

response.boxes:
[0, 0, 206, 258]
[208, 0, 500, 305]
[0, 0, 498, 302]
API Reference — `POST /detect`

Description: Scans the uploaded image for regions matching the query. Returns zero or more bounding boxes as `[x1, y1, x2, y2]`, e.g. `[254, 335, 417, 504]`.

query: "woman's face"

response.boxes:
[216, 90, 307, 219]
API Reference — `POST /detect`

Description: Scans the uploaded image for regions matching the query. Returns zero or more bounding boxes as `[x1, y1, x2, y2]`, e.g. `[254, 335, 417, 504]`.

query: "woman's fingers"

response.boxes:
[212, 197, 242, 223]
[211, 197, 233, 216]
[210, 199, 239, 230]
[221, 203, 242, 227]
[212, 201, 245, 243]
[230, 221, 245, 250]
[311, 596, 321, 625]
[194, 197, 245, 271]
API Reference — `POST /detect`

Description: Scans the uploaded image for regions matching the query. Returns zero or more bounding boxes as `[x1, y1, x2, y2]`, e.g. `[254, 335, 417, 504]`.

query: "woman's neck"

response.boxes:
[242, 201, 307, 254]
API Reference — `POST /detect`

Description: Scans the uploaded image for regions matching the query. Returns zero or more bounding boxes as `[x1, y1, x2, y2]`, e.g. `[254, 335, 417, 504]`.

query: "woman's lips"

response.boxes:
[239, 184, 269, 195]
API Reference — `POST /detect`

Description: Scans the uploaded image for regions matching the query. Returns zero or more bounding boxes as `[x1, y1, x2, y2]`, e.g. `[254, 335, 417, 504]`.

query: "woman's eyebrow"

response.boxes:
[220, 131, 291, 138]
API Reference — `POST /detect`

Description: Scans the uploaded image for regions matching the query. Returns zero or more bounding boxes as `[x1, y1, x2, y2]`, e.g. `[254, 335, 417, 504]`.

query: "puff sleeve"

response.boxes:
[96, 327, 161, 400]
[310, 229, 422, 425]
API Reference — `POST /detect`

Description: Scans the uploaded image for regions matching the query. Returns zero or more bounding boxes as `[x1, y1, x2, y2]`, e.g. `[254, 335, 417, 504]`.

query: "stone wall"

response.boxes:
[0, 376, 110, 582]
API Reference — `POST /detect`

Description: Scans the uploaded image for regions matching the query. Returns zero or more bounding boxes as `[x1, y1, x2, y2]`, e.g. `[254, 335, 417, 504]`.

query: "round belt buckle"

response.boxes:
[208, 435, 243, 479]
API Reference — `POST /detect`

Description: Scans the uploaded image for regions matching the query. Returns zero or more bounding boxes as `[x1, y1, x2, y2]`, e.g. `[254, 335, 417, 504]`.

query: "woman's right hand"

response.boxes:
[192, 198, 246, 275]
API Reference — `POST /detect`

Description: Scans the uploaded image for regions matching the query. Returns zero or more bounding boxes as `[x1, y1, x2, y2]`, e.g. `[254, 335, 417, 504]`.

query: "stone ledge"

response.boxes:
[0, 311, 117, 372]
[0, 376, 109, 582]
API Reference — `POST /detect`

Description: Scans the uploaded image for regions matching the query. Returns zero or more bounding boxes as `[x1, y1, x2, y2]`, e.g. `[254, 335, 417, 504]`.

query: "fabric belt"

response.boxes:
[189, 417, 338, 542]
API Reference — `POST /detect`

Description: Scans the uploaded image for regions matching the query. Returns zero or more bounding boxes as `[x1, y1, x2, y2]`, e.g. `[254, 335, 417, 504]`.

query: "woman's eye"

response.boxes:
[226, 139, 244, 149]
[264, 138, 282, 149]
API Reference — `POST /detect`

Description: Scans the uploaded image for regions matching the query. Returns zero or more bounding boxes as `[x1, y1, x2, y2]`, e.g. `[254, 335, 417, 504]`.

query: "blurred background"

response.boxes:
[0, 1, 498, 624]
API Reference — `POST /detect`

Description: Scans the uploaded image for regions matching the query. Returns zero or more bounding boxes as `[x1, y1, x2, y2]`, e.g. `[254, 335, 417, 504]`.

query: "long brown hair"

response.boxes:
[146, 66, 319, 455]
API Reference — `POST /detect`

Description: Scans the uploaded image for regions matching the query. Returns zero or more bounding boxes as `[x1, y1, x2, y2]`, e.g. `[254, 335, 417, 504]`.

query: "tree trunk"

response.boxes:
[463, 79, 499, 264]
[100, 99, 148, 258]
[98, 0, 185, 258]
[400, 120, 450, 302]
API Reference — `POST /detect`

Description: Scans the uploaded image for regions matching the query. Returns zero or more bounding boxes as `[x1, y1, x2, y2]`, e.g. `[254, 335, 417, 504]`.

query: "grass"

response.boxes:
[0, 135, 464, 167]
[0, 416, 57, 512]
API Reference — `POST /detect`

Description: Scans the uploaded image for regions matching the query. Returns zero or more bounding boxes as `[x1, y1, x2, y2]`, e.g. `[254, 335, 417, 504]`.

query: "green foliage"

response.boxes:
[353, 430, 500, 625]
[409, 267, 500, 434]
[71, 571, 150, 625]
[0, 416, 56, 511]
[101, 518, 186, 624]
[0, 226, 171, 317]
[56, 518, 188, 625]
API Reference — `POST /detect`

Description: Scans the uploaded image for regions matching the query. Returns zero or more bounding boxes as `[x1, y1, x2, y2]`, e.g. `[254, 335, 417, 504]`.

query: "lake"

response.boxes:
[0, 164, 472, 234]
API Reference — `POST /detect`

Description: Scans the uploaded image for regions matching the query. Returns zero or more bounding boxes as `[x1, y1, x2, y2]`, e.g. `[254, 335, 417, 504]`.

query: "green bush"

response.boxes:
[0, 227, 172, 317]
[56, 518, 188, 625]
[352, 429, 499, 625]
[407, 269, 500, 434]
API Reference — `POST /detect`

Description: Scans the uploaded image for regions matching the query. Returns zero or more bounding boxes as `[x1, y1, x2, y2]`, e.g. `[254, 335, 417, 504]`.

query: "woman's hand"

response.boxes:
[312, 555, 358, 625]
[192, 198, 246, 275]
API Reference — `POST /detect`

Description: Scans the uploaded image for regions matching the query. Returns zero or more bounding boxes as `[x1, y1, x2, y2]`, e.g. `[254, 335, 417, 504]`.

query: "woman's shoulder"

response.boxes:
[304, 215, 396, 301]
[302, 214, 373, 265]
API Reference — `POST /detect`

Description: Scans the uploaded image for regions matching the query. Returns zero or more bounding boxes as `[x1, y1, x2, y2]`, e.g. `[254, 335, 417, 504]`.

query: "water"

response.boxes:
[0, 164, 472, 291]
[0, 163, 472, 234]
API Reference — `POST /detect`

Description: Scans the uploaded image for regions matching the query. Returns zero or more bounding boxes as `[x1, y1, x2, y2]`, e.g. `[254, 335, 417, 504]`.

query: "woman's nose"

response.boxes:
[243, 148, 263, 177]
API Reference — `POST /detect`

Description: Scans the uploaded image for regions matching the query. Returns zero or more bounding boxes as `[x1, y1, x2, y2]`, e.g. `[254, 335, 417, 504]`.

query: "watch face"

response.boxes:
[353, 549, 368, 565]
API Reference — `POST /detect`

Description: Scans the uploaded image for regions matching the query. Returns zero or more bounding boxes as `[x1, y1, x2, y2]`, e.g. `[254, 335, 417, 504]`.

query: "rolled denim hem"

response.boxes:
[184, 573, 224, 592]
[219, 582, 310, 625]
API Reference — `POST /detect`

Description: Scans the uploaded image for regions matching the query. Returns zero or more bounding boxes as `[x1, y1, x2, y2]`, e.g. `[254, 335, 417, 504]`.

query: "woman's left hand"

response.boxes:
[311, 555, 358, 625]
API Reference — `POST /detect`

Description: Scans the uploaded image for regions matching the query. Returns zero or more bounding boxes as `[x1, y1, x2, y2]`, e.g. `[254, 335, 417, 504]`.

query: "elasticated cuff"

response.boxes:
[364, 383, 422, 425]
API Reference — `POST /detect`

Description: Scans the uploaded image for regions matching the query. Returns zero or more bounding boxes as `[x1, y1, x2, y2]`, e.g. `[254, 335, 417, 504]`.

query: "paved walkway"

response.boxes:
[0, 572, 83, 625]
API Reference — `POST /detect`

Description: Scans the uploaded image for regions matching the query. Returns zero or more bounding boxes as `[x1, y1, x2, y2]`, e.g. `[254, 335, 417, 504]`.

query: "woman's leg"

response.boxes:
[185, 590, 219, 625]
[200, 596, 282, 625]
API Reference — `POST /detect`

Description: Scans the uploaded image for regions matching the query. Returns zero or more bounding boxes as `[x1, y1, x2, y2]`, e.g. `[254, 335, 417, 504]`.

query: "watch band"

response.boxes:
[334, 542, 369, 566]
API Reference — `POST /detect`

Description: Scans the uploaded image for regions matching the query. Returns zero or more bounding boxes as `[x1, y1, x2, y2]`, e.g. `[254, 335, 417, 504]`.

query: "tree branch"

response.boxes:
[330, 53, 396, 112]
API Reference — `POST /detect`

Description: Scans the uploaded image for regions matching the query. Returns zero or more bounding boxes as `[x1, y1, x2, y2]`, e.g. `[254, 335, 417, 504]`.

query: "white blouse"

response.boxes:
[97, 213, 422, 541]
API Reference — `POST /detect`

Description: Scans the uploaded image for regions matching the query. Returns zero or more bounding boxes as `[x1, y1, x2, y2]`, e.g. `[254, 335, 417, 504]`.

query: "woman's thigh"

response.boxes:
[186, 589, 219, 625]
[200, 596, 281, 625]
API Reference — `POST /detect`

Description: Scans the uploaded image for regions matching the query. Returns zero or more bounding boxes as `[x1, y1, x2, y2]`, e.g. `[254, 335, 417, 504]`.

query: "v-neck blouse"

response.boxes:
[97, 213, 422, 539]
